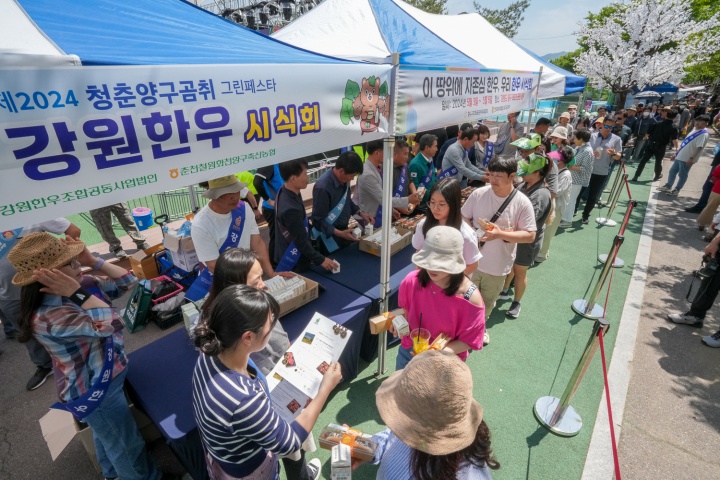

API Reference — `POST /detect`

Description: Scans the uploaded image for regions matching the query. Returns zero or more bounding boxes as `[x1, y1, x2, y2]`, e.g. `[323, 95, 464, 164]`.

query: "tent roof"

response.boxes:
[273, 0, 586, 98]
[16, 0, 350, 66]
[637, 82, 678, 93]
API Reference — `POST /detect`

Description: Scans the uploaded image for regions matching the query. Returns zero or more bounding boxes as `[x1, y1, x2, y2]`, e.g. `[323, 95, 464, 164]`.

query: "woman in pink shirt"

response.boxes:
[391, 226, 485, 370]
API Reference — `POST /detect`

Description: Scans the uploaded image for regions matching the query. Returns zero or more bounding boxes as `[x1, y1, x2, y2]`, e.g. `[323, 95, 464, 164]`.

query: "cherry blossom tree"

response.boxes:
[575, 0, 720, 107]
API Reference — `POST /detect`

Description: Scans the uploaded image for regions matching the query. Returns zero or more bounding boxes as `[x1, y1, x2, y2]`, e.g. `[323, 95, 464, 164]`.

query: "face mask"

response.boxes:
[643, 112, 650, 117]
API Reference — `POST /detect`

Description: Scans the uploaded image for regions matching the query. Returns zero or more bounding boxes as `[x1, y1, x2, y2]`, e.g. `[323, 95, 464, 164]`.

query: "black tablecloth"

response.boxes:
[125, 279, 372, 479]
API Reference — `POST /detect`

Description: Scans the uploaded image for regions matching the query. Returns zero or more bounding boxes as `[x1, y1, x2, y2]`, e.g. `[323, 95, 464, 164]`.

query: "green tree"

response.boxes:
[683, 0, 720, 83]
[550, 50, 581, 73]
[473, 0, 531, 38]
[405, 0, 448, 14]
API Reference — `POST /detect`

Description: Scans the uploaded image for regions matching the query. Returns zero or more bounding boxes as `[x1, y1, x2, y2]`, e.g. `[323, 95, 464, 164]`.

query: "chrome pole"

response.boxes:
[572, 235, 624, 319]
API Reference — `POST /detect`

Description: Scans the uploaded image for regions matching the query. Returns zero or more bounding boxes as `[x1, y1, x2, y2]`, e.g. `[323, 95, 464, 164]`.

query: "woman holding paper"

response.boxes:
[192, 284, 341, 480]
[392, 226, 485, 370]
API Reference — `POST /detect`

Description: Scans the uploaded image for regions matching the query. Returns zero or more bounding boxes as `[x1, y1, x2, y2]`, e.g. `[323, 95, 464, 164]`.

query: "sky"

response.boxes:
[446, 0, 617, 56]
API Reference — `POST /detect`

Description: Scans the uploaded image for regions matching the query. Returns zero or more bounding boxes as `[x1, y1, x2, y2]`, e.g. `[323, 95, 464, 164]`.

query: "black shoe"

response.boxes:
[631, 177, 639, 182]
[112, 248, 128, 259]
[26, 366, 52, 391]
[581, 217, 589, 224]
[653, 174, 663, 181]
[137, 242, 150, 250]
[685, 206, 703, 213]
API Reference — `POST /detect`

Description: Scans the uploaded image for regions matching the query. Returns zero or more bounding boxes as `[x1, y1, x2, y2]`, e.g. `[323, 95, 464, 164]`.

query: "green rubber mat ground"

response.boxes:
[293, 166, 652, 480]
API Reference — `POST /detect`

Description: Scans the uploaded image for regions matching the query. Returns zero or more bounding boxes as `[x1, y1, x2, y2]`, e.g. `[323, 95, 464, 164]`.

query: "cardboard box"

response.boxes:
[278, 275, 319, 317]
[39, 400, 162, 473]
[164, 232, 199, 272]
[369, 308, 406, 335]
[358, 226, 412, 257]
[128, 243, 164, 280]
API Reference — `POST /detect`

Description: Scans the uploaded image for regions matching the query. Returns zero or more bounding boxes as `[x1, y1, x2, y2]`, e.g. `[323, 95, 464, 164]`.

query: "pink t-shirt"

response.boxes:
[398, 270, 485, 361]
[460, 185, 536, 276]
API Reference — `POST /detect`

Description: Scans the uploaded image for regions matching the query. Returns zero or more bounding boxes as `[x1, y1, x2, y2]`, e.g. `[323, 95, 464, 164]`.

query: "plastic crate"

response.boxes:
[155, 251, 198, 289]
[150, 275, 183, 305]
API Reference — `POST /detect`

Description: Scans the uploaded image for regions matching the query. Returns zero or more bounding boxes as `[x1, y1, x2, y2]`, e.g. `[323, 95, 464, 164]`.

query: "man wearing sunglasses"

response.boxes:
[581, 117, 623, 224]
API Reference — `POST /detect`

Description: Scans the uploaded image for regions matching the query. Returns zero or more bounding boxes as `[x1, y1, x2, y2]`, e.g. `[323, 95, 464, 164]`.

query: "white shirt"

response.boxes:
[676, 129, 709, 164]
[461, 186, 536, 277]
[191, 202, 259, 264]
[412, 219, 482, 266]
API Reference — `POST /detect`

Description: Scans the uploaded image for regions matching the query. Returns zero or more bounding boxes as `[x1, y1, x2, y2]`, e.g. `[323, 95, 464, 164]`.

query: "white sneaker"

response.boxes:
[483, 331, 490, 346]
[559, 221, 572, 228]
[702, 330, 720, 348]
[658, 185, 671, 192]
[668, 189, 679, 196]
[667, 312, 703, 327]
[307, 458, 322, 480]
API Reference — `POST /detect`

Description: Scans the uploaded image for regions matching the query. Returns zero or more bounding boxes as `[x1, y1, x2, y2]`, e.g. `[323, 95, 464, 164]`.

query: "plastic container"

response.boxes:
[132, 207, 153, 231]
[150, 275, 184, 305]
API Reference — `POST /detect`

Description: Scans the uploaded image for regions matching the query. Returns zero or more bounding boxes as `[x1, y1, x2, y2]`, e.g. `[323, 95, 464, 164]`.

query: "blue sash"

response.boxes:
[677, 128, 708, 155]
[311, 186, 348, 253]
[0, 227, 23, 259]
[52, 335, 114, 420]
[482, 142, 494, 168]
[374, 166, 408, 229]
[419, 162, 435, 190]
[437, 166, 458, 180]
[186, 202, 246, 302]
[276, 217, 307, 272]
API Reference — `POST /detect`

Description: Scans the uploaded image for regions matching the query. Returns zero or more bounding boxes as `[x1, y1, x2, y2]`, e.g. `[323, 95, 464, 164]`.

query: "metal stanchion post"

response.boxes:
[572, 235, 624, 319]
[188, 185, 199, 213]
[600, 162, 623, 204]
[599, 200, 637, 268]
[534, 318, 610, 436]
[596, 174, 628, 227]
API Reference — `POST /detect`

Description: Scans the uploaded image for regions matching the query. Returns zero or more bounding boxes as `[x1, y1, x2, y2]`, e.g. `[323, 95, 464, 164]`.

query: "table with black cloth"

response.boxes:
[311, 242, 416, 362]
[124, 278, 372, 480]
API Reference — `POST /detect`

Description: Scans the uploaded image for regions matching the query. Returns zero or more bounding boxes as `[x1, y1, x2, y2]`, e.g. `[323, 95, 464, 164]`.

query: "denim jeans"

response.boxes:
[83, 368, 159, 480]
[395, 346, 414, 370]
[665, 160, 691, 191]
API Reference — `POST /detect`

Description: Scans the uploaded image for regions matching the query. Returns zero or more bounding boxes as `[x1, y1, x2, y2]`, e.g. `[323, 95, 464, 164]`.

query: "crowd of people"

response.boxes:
[1, 90, 717, 480]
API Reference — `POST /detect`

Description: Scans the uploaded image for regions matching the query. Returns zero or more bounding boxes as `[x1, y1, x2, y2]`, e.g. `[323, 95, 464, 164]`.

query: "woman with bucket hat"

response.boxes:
[390, 226, 485, 370]
[368, 350, 500, 479]
[7, 232, 163, 480]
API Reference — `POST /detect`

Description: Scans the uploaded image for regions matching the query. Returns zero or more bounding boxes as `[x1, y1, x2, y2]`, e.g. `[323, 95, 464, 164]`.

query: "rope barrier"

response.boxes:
[598, 324, 622, 480]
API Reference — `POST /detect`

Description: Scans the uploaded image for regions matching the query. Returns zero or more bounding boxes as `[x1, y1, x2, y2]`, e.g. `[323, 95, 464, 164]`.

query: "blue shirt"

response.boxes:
[372, 429, 493, 480]
[311, 168, 360, 238]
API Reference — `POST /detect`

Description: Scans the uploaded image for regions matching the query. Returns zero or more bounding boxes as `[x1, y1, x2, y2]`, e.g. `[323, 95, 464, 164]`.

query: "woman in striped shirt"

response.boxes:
[192, 284, 342, 480]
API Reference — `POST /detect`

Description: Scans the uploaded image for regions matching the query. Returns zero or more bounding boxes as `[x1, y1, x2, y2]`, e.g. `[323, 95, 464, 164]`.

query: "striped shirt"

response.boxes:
[373, 429, 493, 480]
[192, 353, 308, 478]
[32, 272, 136, 402]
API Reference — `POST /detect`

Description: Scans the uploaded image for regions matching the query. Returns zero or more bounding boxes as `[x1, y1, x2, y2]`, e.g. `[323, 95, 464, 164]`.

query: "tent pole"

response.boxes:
[188, 185, 199, 213]
[526, 66, 543, 133]
[375, 52, 400, 378]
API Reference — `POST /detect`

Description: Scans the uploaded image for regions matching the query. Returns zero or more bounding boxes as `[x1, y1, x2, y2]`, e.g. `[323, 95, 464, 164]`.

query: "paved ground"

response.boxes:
[2, 137, 720, 479]
[617, 137, 720, 479]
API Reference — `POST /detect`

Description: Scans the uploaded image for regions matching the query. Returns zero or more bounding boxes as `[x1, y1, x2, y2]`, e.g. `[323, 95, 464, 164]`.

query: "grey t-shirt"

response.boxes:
[589, 132, 623, 176]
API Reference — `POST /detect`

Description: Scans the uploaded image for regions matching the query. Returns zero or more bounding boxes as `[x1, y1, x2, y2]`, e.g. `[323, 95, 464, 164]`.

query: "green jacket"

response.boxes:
[409, 152, 436, 203]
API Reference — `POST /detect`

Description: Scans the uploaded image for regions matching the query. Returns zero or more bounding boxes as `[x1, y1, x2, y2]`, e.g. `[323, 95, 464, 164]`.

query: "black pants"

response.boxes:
[262, 206, 276, 267]
[690, 261, 720, 320]
[634, 145, 666, 179]
[580, 173, 607, 220]
[281, 450, 312, 480]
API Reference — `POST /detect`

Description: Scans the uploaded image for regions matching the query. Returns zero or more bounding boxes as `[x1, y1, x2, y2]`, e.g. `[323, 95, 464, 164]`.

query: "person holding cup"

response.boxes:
[391, 226, 485, 370]
[581, 117, 623, 224]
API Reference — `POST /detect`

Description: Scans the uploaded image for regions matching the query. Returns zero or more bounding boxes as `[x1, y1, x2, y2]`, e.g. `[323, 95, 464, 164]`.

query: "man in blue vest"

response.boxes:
[254, 163, 286, 267]
[275, 159, 339, 273]
[409, 133, 439, 213]
[311, 152, 374, 254]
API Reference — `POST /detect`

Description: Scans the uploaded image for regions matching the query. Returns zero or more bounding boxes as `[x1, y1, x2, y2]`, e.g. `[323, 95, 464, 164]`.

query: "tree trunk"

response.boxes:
[615, 90, 629, 111]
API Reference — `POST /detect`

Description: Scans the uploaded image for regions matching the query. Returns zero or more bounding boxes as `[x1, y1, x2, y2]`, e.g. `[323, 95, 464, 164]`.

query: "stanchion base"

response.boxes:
[572, 299, 605, 319]
[596, 217, 618, 227]
[534, 396, 583, 437]
[598, 253, 625, 268]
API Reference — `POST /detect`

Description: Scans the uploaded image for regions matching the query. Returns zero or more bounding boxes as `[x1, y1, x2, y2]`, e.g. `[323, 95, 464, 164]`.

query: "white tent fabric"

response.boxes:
[273, 0, 582, 99]
[1, 1, 80, 66]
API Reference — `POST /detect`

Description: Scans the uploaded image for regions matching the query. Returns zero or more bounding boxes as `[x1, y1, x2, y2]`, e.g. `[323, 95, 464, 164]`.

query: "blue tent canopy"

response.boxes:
[17, 0, 349, 66]
[635, 82, 678, 93]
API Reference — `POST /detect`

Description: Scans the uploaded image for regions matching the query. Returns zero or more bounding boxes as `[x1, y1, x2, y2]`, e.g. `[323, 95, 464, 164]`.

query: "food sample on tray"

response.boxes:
[319, 424, 378, 462]
[362, 227, 408, 245]
[264, 276, 307, 304]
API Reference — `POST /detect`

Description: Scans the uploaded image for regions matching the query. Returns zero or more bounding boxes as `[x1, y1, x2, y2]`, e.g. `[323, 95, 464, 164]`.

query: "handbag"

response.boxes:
[122, 282, 153, 333]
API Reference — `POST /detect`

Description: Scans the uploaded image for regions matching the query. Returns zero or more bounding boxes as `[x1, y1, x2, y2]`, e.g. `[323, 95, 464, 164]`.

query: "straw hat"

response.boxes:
[8, 232, 85, 286]
[412, 226, 465, 274]
[375, 350, 484, 455]
[594, 117, 605, 125]
[201, 175, 248, 199]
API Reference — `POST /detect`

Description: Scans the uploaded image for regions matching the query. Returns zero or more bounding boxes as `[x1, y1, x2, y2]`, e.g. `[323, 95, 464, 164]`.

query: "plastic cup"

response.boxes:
[410, 328, 431, 354]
